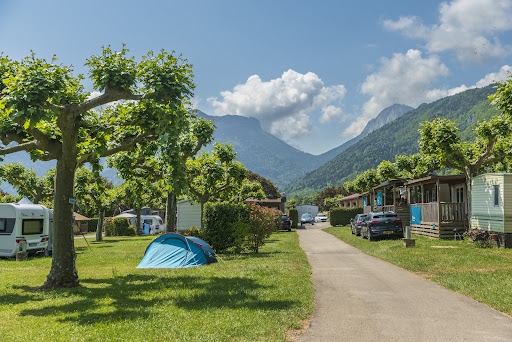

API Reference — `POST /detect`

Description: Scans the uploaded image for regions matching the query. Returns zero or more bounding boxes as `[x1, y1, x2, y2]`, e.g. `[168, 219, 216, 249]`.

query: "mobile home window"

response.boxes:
[22, 219, 44, 235]
[494, 185, 500, 206]
[0, 219, 5, 232]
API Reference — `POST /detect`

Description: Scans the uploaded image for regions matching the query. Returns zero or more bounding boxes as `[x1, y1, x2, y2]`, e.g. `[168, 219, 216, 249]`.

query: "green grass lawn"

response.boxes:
[0, 232, 314, 342]
[325, 226, 512, 316]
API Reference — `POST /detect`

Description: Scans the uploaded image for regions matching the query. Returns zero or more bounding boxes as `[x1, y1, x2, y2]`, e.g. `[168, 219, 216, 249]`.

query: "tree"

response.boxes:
[0, 46, 196, 288]
[74, 167, 115, 241]
[247, 171, 280, 199]
[107, 117, 215, 232]
[315, 186, 347, 211]
[185, 143, 247, 228]
[419, 115, 512, 225]
[0, 163, 54, 205]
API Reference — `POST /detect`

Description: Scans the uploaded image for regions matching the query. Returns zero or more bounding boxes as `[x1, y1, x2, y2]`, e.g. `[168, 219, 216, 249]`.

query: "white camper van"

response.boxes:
[0, 202, 51, 257]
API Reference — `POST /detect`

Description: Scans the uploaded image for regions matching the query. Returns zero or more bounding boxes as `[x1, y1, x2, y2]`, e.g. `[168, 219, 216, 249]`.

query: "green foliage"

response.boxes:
[183, 226, 203, 240]
[203, 201, 249, 252]
[0, 163, 54, 204]
[104, 217, 135, 237]
[288, 207, 299, 228]
[329, 207, 363, 226]
[247, 170, 281, 199]
[231, 219, 250, 254]
[186, 143, 247, 206]
[245, 205, 281, 253]
[315, 186, 347, 211]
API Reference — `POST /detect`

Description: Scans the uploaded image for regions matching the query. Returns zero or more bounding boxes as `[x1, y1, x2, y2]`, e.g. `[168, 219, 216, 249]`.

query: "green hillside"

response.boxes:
[283, 85, 500, 197]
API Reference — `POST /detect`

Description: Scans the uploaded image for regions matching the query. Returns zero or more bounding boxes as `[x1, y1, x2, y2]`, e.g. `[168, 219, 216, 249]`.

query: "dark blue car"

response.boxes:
[361, 212, 403, 241]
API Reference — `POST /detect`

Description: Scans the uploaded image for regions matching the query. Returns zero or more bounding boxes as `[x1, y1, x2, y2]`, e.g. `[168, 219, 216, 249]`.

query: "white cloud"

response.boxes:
[207, 69, 346, 140]
[343, 59, 512, 138]
[384, 0, 512, 62]
[320, 106, 344, 124]
[343, 50, 449, 136]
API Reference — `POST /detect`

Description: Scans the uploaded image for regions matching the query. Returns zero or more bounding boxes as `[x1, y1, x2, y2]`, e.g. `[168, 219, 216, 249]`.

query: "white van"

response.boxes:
[0, 203, 51, 257]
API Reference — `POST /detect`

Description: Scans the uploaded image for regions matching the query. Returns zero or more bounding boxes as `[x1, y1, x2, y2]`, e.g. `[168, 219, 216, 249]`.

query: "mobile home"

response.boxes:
[0, 202, 52, 257]
[177, 199, 202, 233]
[471, 173, 512, 247]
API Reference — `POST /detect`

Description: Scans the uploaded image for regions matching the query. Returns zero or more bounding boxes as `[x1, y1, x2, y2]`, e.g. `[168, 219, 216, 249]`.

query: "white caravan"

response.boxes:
[0, 202, 52, 257]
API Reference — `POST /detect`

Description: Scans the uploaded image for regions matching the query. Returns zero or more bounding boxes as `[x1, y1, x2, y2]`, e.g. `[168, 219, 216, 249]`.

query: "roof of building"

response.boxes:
[73, 212, 91, 221]
[336, 193, 362, 202]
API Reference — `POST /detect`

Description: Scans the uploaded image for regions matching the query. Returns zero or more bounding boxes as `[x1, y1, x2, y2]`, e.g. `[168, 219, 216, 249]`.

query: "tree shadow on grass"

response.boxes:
[16, 273, 294, 325]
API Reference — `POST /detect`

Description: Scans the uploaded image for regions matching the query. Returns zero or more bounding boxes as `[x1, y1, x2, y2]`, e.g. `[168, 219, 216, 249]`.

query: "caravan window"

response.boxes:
[22, 219, 44, 235]
[0, 219, 5, 232]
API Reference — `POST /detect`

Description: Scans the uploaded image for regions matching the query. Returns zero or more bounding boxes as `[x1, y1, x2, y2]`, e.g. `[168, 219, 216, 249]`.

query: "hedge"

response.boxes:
[203, 202, 249, 252]
[287, 208, 298, 228]
[329, 207, 363, 226]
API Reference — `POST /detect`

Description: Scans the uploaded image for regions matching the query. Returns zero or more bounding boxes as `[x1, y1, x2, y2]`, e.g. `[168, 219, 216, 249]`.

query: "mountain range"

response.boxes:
[283, 84, 500, 197]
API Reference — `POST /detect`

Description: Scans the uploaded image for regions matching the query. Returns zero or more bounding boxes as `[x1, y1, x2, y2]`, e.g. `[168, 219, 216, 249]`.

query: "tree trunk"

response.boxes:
[165, 189, 177, 232]
[200, 198, 207, 230]
[465, 169, 474, 230]
[43, 144, 79, 289]
[136, 206, 142, 235]
[96, 210, 104, 242]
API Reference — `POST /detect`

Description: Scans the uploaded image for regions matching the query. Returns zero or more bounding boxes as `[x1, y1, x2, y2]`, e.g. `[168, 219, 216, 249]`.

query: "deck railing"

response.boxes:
[440, 202, 466, 223]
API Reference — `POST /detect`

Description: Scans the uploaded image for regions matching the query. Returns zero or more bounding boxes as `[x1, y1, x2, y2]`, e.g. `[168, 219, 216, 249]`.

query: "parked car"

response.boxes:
[360, 212, 403, 241]
[350, 213, 368, 236]
[314, 214, 328, 222]
[281, 214, 292, 231]
[300, 213, 315, 225]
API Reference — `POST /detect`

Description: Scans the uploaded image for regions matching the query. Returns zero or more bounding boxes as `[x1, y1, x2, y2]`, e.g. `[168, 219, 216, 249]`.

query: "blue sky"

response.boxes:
[1, 0, 511, 154]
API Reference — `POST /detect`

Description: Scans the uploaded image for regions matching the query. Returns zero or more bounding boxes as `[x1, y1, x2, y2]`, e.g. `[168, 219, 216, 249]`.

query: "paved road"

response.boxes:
[297, 222, 512, 342]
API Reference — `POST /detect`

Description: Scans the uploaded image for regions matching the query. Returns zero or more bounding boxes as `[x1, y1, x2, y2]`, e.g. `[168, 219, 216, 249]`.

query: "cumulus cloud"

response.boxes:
[384, 0, 512, 62]
[208, 69, 346, 142]
[342, 58, 512, 138]
[342, 50, 449, 136]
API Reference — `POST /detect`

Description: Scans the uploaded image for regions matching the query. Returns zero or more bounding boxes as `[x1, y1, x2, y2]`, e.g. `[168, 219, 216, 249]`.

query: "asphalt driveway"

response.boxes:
[297, 222, 512, 341]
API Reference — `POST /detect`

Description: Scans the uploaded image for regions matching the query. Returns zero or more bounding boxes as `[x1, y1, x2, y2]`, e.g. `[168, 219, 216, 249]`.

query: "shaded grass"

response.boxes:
[325, 226, 512, 316]
[0, 231, 314, 342]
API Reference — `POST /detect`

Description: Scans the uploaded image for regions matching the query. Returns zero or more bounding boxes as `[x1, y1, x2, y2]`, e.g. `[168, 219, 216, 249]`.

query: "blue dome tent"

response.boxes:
[137, 233, 217, 269]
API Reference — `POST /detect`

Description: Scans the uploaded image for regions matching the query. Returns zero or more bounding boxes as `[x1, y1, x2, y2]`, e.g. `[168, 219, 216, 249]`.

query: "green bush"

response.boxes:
[88, 218, 99, 232]
[203, 202, 249, 252]
[329, 207, 363, 226]
[104, 217, 136, 236]
[183, 226, 203, 240]
[245, 205, 281, 253]
[231, 219, 250, 254]
[288, 208, 298, 228]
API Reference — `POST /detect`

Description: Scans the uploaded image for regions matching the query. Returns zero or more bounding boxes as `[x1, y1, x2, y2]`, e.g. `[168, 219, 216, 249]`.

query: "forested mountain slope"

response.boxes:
[283, 84, 500, 197]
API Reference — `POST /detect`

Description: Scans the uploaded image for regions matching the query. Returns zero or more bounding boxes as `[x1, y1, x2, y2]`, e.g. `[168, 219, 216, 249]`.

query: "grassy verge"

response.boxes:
[325, 226, 512, 316]
[0, 231, 314, 342]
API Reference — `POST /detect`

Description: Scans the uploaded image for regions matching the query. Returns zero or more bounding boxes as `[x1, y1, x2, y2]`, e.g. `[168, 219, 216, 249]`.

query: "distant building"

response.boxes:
[336, 193, 362, 208]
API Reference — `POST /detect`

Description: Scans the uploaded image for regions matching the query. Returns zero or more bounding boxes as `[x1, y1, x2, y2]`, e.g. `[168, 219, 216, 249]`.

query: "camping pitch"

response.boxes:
[137, 233, 217, 269]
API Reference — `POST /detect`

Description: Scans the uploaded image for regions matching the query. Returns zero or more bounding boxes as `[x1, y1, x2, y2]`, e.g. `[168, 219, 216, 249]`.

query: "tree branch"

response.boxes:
[75, 88, 144, 115]
[77, 133, 155, 166]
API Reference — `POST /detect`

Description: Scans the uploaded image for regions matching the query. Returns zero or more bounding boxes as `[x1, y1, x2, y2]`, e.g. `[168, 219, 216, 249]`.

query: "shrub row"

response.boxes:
[202, 201, 281, 253]
[329, 207, 363, 226]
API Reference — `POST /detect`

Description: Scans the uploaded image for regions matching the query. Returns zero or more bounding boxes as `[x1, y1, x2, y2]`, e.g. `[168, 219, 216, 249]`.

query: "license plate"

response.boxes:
[383, 231, 393, 234]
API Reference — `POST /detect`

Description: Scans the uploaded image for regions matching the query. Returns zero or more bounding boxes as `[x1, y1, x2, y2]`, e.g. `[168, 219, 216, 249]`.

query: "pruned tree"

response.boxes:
[0, 46, 196, 288]
[185, 143, 247, 228]
[74, 167, 115, 241]
[0, 163, 54, 204]
[419, 114, 512, 225]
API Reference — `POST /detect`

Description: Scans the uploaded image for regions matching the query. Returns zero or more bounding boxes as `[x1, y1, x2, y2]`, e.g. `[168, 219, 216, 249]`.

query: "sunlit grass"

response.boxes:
[325, 226, 512, 316]
[0, 232, 314, 342]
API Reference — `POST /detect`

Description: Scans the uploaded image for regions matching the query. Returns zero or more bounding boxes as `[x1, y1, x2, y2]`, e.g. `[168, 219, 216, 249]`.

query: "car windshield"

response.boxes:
[302, 214, 312, 218]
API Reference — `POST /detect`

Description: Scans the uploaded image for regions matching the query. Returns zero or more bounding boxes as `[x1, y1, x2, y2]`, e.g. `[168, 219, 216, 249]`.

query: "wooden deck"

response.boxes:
[410, 202, 467, 239]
